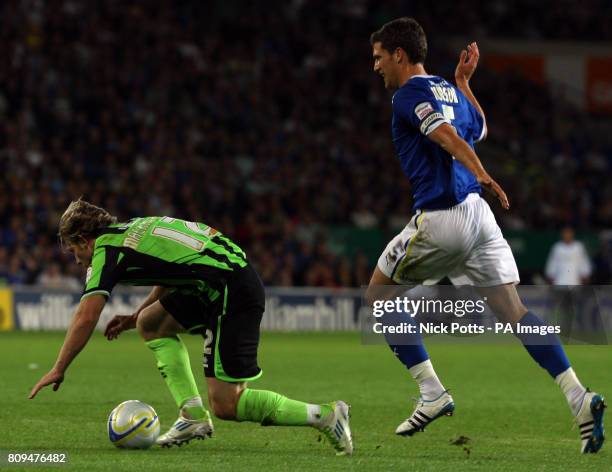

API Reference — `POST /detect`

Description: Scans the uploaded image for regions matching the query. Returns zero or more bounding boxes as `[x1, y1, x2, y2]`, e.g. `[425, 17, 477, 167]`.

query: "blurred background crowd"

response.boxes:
[1, 0, 612, 288]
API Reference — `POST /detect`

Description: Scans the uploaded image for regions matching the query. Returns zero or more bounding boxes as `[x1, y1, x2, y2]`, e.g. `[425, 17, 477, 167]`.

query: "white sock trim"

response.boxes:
[408, 359, 445, 401]
[181, 395, 204, 410]
[408, 359, 433, 379]
[306, 404, 322, 425]
[555, 367, 586, 416]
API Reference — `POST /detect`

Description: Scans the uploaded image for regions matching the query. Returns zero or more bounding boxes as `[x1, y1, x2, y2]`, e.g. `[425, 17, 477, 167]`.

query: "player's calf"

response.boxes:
[207, 377, 244, 420]
[208, 395, 239, 420]
[234, 388, 353, 455]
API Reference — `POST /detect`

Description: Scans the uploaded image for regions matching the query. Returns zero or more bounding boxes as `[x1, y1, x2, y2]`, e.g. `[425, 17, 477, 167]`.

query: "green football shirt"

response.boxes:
[82, 217, 247, 301]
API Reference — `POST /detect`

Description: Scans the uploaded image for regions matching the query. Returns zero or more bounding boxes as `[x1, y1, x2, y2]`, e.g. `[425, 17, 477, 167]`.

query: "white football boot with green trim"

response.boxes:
[156, 411, 214, 448]
[315, 401, 354, 456]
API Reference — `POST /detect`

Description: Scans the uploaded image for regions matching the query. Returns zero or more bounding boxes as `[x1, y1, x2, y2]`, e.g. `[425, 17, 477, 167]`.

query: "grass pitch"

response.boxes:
[1, 331, 610, 471]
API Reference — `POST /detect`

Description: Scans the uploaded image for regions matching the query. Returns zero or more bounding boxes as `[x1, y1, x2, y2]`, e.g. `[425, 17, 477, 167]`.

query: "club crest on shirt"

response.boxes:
[86, 266, 92, 283]
[415, 102, 434, 120]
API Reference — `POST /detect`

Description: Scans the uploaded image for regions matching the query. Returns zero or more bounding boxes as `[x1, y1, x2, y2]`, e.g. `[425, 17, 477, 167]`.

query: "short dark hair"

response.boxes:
[370, 17, 427, 64]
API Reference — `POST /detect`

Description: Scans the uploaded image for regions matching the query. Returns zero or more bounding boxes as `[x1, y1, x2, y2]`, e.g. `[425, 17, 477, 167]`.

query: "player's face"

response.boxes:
[372, 42, 398, 90]
[66, 239, 94, 266]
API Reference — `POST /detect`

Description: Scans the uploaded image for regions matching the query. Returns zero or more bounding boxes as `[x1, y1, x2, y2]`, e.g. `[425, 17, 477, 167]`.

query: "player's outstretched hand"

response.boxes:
[29, 369, 64, 399]
[479, 175, 510, 210]
[104, 314, 137, 340]
[455, 42, 480, 85]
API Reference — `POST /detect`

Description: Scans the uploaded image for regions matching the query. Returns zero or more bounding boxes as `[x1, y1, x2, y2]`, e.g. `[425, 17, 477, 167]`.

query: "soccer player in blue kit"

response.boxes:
[367, 17, 605, 453]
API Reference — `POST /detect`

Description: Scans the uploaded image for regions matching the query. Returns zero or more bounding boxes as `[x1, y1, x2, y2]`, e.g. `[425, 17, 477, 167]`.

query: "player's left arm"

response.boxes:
[29, 295, 106, 399]
[455, 42, 487, 140]
[428, 123, 509, 209]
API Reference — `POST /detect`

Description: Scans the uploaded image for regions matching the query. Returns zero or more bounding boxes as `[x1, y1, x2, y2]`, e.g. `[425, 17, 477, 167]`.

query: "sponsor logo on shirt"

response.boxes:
[414, 102, 435, 120]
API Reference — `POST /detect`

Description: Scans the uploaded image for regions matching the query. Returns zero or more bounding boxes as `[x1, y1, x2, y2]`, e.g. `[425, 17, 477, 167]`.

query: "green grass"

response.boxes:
[1, 331, 611, 471]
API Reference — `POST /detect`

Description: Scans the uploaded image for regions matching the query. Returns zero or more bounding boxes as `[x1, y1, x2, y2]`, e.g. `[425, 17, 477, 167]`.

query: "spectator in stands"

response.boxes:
[545, 227, 592, 342]
[36, 262, 81, 290]
[545, 227, 592, 285]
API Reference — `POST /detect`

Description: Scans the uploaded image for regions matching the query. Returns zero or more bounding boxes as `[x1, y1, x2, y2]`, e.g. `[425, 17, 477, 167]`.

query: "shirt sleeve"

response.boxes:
[392, 83, 450, 136]
[82, 246, 123, 300]
[466, 100, 487, 143]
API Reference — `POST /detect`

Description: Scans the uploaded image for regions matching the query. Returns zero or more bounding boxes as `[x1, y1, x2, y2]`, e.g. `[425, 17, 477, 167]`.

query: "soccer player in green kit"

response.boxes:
[29, 199, 353, 455]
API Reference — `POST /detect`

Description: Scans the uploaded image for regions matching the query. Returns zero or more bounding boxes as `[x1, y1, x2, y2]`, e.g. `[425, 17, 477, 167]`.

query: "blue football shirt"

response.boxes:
[391, 74, 486, 210]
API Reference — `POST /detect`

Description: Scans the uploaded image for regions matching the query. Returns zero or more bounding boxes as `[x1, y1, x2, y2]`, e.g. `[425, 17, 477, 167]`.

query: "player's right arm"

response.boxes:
[428, 123, 509, 209]
[104, 286, 168, 340]
[29, 295, 107, 398]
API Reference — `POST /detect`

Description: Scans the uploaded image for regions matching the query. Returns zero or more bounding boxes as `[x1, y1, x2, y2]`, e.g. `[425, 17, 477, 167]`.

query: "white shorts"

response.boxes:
[378, 193, 519, 287]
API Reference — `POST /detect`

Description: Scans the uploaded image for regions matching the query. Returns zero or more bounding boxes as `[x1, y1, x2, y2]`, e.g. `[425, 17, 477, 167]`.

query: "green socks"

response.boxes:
[146, 337, 332, 426]
[236, 389, 333, 426]
[146, 336, 207, 420]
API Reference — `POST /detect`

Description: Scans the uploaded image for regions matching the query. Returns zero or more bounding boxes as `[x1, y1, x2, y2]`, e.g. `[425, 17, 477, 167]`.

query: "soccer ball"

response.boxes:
[107, 400, 160, 449]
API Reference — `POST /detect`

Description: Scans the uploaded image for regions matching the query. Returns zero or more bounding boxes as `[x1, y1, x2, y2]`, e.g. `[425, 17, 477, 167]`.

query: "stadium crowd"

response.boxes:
[1, 0, 611, 288]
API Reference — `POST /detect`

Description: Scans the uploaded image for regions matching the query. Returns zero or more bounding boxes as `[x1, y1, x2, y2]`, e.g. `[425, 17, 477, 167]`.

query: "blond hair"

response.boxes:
[58, 198, 117, 246]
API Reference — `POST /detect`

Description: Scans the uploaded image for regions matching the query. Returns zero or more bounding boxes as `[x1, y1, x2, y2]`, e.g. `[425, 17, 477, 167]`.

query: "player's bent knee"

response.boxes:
[136, 307, 161, 341]
[137, 301, 185, 341]
[135, 314, 149, 339]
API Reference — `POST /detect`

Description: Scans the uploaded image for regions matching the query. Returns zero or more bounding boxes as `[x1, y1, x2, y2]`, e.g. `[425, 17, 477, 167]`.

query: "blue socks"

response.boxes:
[382, 308, 571, 381]
[382, 309, 429, 369]
[515, 311, 570, 378]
